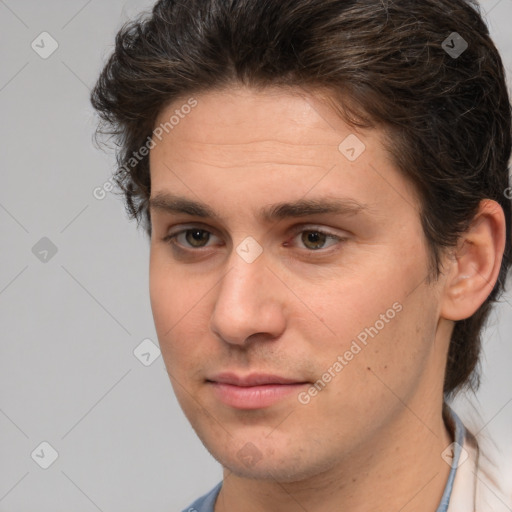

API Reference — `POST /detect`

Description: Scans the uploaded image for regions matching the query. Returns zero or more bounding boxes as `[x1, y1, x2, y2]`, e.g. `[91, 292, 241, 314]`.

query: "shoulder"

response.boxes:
[474, 433, 512, 512]
[181, 482, 223, 512]
[448, 416, 512, 512]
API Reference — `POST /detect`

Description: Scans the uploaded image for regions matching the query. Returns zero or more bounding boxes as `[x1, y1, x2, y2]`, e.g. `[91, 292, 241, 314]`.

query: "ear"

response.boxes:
[440, 199, 506, 321]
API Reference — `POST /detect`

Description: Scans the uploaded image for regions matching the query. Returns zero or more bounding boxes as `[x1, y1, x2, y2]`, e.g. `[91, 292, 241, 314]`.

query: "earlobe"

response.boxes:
[440, 199, 506, 321]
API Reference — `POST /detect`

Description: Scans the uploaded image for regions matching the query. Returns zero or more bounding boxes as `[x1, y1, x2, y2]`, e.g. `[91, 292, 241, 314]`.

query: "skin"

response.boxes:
[147, 85, 505, 512]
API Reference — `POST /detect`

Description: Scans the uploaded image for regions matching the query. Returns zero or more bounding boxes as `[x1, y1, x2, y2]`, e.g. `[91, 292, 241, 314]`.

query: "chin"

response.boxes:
[205, 440, 333, 483]
[227, 460, 333, 484]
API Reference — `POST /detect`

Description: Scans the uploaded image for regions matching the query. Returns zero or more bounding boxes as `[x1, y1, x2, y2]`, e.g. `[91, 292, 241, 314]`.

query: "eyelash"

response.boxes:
[161, 225, 346, 254]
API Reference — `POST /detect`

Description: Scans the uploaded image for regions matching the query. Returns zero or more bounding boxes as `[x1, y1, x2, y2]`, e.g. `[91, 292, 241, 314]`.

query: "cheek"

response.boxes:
[149, 255, 212, 374]
[314, 275, 404, 346]
[346, 286, 437, 393]
[311, 260, 435, 383]
[149, 265, 174, 338]
[149, 248, 191, 326]
[149, 255, 188, 353]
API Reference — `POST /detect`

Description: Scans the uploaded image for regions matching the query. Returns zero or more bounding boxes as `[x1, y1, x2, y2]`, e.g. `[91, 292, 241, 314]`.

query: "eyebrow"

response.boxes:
[149, 192, 370, 223]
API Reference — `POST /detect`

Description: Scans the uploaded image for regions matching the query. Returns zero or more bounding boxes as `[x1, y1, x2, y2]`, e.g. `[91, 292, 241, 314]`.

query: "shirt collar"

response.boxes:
[435, 404, 467, 511]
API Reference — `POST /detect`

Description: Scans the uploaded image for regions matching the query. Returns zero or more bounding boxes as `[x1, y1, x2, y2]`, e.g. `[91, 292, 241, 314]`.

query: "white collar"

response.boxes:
[444, 406, 511, 512]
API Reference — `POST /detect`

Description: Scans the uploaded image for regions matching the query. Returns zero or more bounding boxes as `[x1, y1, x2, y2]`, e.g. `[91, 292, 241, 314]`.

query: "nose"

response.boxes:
[210, 247, 287, 346]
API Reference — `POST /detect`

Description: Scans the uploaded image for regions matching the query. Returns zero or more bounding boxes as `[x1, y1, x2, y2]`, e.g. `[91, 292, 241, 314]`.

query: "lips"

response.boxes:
[207, 372, 307, 387]
[206, 372, 309, 409]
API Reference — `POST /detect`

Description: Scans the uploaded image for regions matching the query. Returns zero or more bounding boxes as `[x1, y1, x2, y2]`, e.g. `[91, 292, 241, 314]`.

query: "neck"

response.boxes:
[214, 401, 454, 512]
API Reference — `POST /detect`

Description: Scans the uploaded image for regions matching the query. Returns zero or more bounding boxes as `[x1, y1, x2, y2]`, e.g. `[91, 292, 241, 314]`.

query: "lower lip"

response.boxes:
[208, 382, 308, 409]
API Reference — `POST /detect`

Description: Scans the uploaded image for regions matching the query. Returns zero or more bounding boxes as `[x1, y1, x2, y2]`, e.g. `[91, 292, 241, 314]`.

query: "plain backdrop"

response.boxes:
[0, 1, 511, 510]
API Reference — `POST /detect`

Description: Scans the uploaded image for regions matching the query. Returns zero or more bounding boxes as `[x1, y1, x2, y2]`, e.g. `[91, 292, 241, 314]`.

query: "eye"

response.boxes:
[163, 227, 221, 249]
[289, 228, 344, 251]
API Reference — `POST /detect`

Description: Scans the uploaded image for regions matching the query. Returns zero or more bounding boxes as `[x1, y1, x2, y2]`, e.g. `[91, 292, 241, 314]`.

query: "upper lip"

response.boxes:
[207, 372, 307, 387]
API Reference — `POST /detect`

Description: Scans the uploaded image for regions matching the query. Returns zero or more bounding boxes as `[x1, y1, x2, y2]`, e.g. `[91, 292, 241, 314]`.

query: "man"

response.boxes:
[91, 0, 512, 510]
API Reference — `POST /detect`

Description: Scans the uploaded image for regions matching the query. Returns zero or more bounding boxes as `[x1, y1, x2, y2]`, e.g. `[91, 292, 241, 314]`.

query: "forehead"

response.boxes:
[152, 85, 369, 158]
[149, 85, 421, 221]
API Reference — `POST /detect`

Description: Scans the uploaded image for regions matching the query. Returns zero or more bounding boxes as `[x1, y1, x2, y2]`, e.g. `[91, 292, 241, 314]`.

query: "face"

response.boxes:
[148, 85, 450, 482]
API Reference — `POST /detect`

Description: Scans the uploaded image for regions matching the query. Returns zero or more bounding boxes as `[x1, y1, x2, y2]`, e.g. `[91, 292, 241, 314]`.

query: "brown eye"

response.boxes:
[163, 227, 220, 250]
[300, 231, 329, 250]
[184, 229, 211, 248]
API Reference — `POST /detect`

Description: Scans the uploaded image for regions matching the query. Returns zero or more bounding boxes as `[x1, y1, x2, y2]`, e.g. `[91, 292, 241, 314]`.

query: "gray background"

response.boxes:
[0, 1, 511, 510]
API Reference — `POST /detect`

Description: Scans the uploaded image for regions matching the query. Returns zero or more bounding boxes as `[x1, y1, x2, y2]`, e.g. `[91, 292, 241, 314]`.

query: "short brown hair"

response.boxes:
[91, 0, 512, 397]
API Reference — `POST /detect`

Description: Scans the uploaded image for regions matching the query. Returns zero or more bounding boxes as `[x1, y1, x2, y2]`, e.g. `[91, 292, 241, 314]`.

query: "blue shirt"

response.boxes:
[182, 407, 466, 512]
